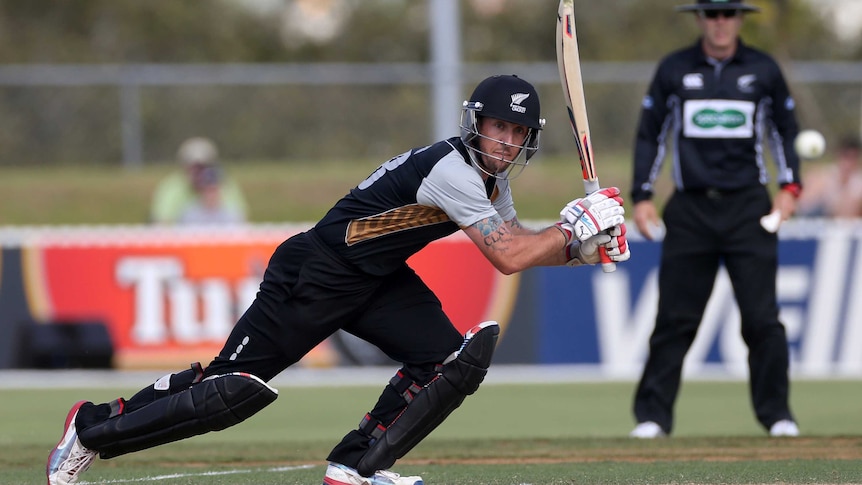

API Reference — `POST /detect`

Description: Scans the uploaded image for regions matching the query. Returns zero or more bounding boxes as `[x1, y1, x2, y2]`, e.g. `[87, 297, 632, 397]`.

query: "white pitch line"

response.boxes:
[78, 464, 316, 484]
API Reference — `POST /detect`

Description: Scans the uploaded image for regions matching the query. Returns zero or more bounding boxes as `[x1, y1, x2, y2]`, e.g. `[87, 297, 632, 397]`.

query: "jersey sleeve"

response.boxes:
[764, 58, 802, 187]
[492, 178, 516, 222]
[416, 153, 498, 228]
[632, 57, 674, 203]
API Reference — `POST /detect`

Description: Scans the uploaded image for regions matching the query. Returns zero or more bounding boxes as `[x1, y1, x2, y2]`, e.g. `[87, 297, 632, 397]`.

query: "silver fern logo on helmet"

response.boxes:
[510, 93, 530, 113]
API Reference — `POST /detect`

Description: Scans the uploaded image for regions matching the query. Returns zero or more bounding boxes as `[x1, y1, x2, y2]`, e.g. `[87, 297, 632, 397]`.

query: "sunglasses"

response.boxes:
[699, 9, 740, 19]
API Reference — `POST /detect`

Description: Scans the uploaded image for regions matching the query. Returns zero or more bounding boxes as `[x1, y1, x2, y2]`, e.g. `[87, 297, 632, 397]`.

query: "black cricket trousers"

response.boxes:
[633, 185, 795, 434]
[78, 229, 464, 468]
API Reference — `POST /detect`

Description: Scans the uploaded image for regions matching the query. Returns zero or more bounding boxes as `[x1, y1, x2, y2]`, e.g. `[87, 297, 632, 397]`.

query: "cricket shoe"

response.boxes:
[47, 401, 98, 485]
[769, 419, 800, 437]
[323, 462, 423, 485]
[629, 421, 667, 439]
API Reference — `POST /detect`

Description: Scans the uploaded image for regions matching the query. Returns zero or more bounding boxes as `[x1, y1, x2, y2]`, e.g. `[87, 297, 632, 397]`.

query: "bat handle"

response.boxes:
[582, 182, 614, 271]
[599, 247, 616, 273]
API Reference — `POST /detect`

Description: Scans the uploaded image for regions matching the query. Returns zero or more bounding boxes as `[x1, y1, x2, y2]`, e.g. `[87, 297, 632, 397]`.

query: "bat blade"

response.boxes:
[556, 0, 597, 191]
[556, 0, 615, 272]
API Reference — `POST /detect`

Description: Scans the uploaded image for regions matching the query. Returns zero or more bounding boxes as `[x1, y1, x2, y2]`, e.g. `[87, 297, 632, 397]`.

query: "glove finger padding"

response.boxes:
[566, 224, 631, 266]
[559, 187, 626, 241]
[566, 233, 611, 266]
[603, 224, 631, 262]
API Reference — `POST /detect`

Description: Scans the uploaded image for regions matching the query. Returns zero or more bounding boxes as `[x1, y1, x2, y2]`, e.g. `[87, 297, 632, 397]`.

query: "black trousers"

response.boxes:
[633, 186, 795, 434]
[78, 230, 463, 468]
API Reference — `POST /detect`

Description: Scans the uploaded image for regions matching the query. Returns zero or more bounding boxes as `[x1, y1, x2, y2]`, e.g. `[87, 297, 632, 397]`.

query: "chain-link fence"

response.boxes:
[1, 61, 860, 167]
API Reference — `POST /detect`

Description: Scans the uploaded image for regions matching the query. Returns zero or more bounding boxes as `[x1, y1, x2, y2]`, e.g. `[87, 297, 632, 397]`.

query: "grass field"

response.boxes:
[6, 378, 862, 484]
[0, 154, 671, 225]
[1, 146, 836, 226]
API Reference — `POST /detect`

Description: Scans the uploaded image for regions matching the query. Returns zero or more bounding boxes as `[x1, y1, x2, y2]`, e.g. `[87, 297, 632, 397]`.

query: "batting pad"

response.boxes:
[79, 372, 278, 459]
[356, 321, 499, 476]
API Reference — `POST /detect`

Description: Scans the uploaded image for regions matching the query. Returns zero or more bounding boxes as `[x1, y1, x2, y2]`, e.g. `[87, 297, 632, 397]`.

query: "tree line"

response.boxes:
[0, 0, 853, 166]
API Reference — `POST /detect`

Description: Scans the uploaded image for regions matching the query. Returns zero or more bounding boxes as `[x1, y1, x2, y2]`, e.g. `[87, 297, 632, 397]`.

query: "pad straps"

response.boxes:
[358, 414, 386, 440]
[388, 370, 426, 404]
[359, 365, 444, 440]
[153, 362, 204, 399]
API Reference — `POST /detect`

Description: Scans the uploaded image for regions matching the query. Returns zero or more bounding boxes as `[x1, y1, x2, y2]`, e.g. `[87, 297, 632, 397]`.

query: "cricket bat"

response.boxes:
[556, 0, 615, 272]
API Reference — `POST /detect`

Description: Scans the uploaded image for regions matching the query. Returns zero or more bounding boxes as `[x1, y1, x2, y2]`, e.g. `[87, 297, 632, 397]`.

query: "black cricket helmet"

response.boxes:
[460, 74, 545, 180]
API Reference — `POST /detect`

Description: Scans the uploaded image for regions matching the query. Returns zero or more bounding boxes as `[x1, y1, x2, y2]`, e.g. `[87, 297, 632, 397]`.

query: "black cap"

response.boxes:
[467, 75, 543, 130]
[676, 0, 760, 12]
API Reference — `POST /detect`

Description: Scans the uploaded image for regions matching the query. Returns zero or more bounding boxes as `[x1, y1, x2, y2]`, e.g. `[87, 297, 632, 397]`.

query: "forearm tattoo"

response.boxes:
[507, 218, 524, 231]
[474, 214, 512, 248]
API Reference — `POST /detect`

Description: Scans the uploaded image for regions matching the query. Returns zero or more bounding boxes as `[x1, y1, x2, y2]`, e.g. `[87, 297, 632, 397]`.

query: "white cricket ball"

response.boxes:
[794, 129, 826, 159]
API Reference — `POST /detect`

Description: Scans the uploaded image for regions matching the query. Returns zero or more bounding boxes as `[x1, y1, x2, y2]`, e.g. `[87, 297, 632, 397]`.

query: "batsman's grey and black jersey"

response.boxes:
[196, 135, 518, 385]
[632, 39, 801, 203]
[314, 136, 515, 275]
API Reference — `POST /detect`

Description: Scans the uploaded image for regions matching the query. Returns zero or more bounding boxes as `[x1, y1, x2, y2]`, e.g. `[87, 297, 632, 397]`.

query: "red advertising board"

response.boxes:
[19, 226, 515, 369]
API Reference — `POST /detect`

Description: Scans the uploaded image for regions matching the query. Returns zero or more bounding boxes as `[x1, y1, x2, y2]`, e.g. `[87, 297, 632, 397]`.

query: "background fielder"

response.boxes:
[628, 0, 802, 439]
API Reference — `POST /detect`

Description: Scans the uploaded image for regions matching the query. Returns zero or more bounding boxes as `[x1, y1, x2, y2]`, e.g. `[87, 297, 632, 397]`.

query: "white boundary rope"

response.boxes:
[78, 464, 316, 484]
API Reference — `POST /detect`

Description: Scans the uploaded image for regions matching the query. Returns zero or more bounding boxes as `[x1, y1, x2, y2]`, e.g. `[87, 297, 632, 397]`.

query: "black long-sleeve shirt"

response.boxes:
[632, 39, 801, 204]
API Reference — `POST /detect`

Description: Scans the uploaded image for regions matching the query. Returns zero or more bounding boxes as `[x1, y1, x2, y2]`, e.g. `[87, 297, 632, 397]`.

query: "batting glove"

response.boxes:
[602, 224, 631, 262]
[559, 187, 626, 242]
[566, 224, 630, 266]
[554, 221, 576, 245]
[566, 233, 611, 266]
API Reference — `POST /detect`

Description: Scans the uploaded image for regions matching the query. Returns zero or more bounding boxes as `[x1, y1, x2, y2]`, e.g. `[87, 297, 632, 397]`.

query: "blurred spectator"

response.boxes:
[177, 164, 246, 225]
[150, 137, 249, 224]
[797, 135, 862, 218]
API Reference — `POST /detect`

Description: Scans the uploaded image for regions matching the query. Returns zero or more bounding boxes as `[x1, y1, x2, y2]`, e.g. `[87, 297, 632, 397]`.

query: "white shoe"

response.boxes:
[769, 419, 800, 437]
[47, 401, 98, 485]
[629, 421, 666, 439]
[323, 462, 423, 485]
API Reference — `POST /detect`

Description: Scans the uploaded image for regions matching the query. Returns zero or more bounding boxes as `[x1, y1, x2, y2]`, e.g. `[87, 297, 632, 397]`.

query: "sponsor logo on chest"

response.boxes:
[682, 99, 755, 138]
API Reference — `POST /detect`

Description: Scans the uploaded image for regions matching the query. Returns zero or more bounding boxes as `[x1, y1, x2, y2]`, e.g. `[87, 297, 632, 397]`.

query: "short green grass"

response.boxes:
[0, 150, 834, 226]
[0, 154, 657, 225]
[8, 379, 862, 484]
